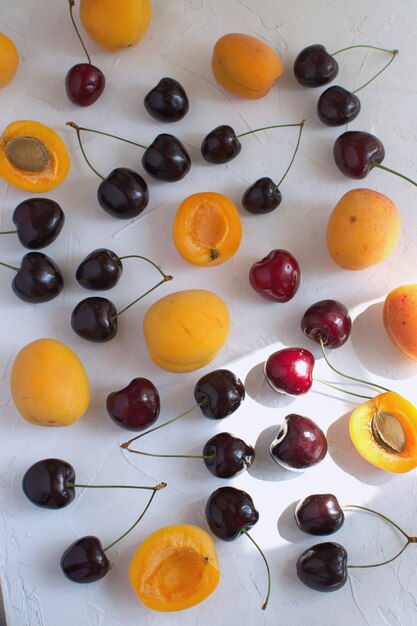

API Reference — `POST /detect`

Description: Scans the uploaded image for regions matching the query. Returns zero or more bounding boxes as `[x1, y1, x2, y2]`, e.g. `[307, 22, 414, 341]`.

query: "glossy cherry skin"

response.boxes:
[201, 125, 241, 164]
[333, 130, 385, 179]
[12, 252, 64, 303]
[301, 299, 352, 349]
[142, 134, 191, 182]
[203, 432, 255, 478]
[270, 413, 328, 470]
[71, 297, 117, 342]
[97, 168, 149, 219]
[12, 198, 65, 249]
[293, 45, 338, 87]
[22, 459, 75, 509]
[295, 494, 344, 535]
[205, 486, 259, 541]
[264, 348, 314, 395]
[144, 77, 189, 122]
[61, 536, 110, 583]
[296, 542, 348, 592]
[76, 249, 123, 290]
[317, 86, 361, 126]
[65, 63, 105, 107]
[194, 369, 245, 419]
[106, 378, 160, 431]
[242, 177, 282, 214]
[249, 249, 300, 302]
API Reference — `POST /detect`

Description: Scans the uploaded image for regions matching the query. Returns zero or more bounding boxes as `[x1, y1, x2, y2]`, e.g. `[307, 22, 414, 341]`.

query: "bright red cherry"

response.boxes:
[106, 378, 160, 431]
[65, 63, 105, 107]
[264, 347, 314, 395]
[270, 414, 328, 470]
[249, 249, 300, 302]
[301, 299, 352, 348]
[333, 130, 385, 179]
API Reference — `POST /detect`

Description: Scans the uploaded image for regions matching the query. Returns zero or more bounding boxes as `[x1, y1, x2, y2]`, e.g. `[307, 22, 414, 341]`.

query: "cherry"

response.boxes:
[201, 125, 241, 164]
[249, 249, 300, 302]
[0, 252, 64, 303]
[295, 494, 344, 535]
[270, 413, 328, 471]
[297, 542, 347, 592]
[203, 432, 255, 478]
[301, 299, 351, 348]
[97, 168, 149, 219]
[0, 198, 65, 249]
[194, 369, 245, 419]
[106, 378, 160, 431]
[22, 459, 76, 509]
[65, 0, 105, 107]
[333, 130, 385, 179]
[264, 347, 314, 396]
[293, 45, 339, 87]
[144, 77, 189, 122]
[141, 133, 191, 182]
[76, 249, 123, 290]
[317, 86, 360, 126]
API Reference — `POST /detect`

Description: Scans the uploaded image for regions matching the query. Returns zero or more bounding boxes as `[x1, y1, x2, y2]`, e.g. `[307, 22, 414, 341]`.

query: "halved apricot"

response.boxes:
[383, 284, 417, 361]
[349, 392, 417, 473]
[129, 524, 220, 611]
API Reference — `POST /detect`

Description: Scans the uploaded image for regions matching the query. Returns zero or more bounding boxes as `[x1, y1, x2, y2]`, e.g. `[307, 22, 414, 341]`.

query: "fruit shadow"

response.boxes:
[248, 425, 300, 483]
[245, 362, 296, 408]
[277, 499, 307, 543]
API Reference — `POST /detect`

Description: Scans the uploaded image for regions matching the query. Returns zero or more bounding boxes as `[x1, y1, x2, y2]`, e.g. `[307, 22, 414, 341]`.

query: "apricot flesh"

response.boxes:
[326, 188, 401, 270]
[143, 289, 230, 372]
[383, 284, 417, 361]
[10, 338, 90, 426]
[212, 33, 284, 99]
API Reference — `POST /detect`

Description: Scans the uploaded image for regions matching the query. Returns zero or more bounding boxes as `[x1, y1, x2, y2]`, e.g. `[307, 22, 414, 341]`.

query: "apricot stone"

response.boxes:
[383, 285, 417, 361]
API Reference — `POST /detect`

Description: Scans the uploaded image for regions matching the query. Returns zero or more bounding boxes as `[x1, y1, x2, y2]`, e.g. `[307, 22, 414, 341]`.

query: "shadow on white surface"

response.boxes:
[277, 499, 307, 543]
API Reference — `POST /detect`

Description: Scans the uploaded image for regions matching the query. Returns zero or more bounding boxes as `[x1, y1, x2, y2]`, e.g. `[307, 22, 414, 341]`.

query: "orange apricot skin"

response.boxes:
[173, 192, 242, 267]
[212, 33, 284, 99]
[383, 285, 417, 361]
[326, 188, 401, 270]
[349, 392, 417, 473]
[0, 120, 70, 192]
[0, 33, 19, 88]
[129, 524, 220, 612]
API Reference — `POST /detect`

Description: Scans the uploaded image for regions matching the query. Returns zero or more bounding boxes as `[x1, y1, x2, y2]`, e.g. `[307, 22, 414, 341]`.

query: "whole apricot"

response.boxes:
[0, 33, 19, 89]
[80, 0, 152, 51]
[326, 188, 401, 270]
[212, 33, 284, 99]
[143, 289, 230, 373]
[383, 284, 417, 361]
[10, 338, 90, 426]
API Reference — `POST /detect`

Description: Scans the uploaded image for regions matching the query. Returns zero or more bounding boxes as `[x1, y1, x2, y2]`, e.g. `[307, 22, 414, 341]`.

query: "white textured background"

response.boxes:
[1, 1, 417, 625]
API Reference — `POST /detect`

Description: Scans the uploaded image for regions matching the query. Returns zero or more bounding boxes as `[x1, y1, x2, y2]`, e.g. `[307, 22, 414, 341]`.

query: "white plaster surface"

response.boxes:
[1, 0, 417, 624]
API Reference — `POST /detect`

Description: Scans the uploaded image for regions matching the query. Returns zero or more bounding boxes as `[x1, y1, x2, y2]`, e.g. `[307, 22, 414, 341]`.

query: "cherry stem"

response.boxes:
[371, 162, 417, 188]
[103, 482, 166, 552]
[353, 49, 398, 94]
[67, 483, 160, 490]
[331, 44, 398, 56]
[314, 377, 372, 400]
[67, 122, 104, 180]
[113, 274, 173, 319]
[116, 255, 170, 282]
[68, 0, 91, 65]
[0, 230, 17, 235]
[67, 123, 148, 151]
[0, 260, 19, 272]
[237, 121, 304, 139]
[241, 528, 271, 611]
[276, 119, 306, 188]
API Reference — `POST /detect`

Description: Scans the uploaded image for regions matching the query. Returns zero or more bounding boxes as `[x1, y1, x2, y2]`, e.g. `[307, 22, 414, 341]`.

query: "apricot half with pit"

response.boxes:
[383, 284, 417, 361]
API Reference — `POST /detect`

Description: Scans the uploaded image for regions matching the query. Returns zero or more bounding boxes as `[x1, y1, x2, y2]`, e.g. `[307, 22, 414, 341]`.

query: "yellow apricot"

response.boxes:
[143, 289, 230, 373]
[0, 33, 19, 89]
[326, 188, 401, 270]
[10, 338, 90, 426]
[212, 33, 284, 99]
[383, 285, 417, 361]
[80, 0, 152, 51]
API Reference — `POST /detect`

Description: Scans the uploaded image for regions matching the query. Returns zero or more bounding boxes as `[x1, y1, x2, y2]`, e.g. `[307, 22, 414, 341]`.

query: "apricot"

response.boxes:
[326, 188, 401, 270]
[143, 289, 229, 373]
[129, 524, 220, 611]
[350, 392, 417, 473]
[0, 33, 19, 89]
[173, 192, 242, 266]
[383, 284, 417, 361]
[212, 33, 284, 99]
[10, 338, 90, 427]
[80, 0, 152, 51]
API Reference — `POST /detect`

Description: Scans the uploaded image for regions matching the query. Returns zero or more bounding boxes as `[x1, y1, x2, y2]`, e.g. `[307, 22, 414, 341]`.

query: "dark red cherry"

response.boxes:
[65, 63, 105, 107]
[144, 77, 189, 122]
[12, 198, 65, 249]
[142, 134, 191, 182]
[106, 378, 160, 431]
[97, 168, 149, 219]
[297, 542, 348, 592]
[270, 413, 328, 470]
[76, 248, 123, 290]
[12, 252, 64, 303]
[301, 299, 352, 348]
[295, 494, 344, 535]
[201, 125, 241, 164]
[333, 130, 385, 179]
[22, 459, 75, 509]
[264, 347, 314, 395]
[317, 86, 361, 126]
[249, 249, 300, 302]
[242, 177, 282, 214]
[205, 486, 259, 540]
[293, 45, 338, 87]
[71, 296, 117, 342]
[61, 536, 110, 583]
[203, 432, 255, 478]
[194, 369, 245, 419]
